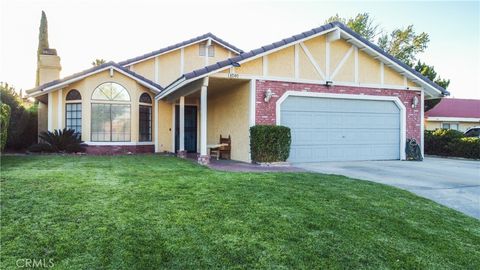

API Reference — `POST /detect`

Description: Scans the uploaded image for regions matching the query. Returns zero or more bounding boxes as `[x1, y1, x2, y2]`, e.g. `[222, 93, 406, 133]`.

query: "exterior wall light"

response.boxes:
[412, 96, 419, 108]
[325, 80, 333, 87]
[264, 89, 273, 102]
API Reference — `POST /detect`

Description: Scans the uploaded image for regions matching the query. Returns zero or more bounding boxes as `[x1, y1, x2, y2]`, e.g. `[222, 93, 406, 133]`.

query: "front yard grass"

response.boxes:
[1, 155, 479, 269]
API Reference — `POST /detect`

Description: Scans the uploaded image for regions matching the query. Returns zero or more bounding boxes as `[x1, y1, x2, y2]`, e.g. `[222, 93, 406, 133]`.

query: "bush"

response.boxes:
[0, 82, 38, 150]
[37, 128, 86, 153]
[0, 103, 11, 151]
[446, 137, 480, 159]
[27, 143, 53, 153]
[425, 129, 479, 159]
[250, 125, 291, 163]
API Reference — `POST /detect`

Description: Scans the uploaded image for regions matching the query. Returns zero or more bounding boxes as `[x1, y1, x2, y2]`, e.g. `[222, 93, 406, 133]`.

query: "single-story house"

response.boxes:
[425, 98, 480, 132]
[27, 22, 448, 164]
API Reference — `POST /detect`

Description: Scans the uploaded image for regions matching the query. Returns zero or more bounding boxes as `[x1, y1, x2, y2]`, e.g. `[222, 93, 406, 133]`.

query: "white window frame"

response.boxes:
[441, 122, 459, 130]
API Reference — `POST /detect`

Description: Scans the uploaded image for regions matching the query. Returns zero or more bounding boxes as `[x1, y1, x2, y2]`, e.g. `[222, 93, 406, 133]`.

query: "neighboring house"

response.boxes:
[425, 98, 480, 132]
[27, 22, 448, 164]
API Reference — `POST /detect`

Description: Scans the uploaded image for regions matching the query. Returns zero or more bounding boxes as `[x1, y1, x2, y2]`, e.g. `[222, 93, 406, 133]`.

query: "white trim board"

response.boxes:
[57, 89, 62, 129]
[420, 91, 425, 157]
[275, 91, 407, 160]
[159, 26, 445, 100]
[158, 27, 338, 99]
[426, 117, 480, 122]
[85, 142, 154, 146]
[29, 65, 162, 97]
[249, 79, 256, 127]
[154, 99, 159, 152]
[47, 92, 53, 131]
[208, 73, 423, 92]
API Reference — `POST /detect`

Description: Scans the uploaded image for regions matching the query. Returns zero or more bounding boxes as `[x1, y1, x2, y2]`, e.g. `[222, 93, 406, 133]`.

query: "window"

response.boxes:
[139, 93, 152, 142]
[92, 82, 130, 101]
[91, 83, 131, 142]
[66, 89, 82, 101]
[442, 123, 458, 130]
[465, 128, 480, 137]
[65, 89, 82, 135]
[139, 92, 152, 103]
[199, 43, 215, 57]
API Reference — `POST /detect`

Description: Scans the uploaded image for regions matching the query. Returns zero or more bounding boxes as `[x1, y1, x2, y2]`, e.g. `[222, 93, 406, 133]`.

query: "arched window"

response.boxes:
[65, 89, 82, 135]
[139, 93, 152, 142]
[91, 82, 131, 142]
[139, 93, 152, 104]
[66, 89, 81, 100]
[92, 82, 130, 101]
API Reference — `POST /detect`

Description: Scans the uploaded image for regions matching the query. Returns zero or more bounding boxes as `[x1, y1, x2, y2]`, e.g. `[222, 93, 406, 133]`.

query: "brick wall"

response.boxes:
[85, 144, 154, 155]
[255, 80, 422, 142]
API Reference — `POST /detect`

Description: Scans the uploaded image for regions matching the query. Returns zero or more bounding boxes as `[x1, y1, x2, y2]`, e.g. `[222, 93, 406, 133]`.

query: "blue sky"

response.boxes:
[1, 0, 479, 98]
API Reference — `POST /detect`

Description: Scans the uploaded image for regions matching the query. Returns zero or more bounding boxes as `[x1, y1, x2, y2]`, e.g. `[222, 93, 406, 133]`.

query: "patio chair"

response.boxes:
[210, 135, 231, 160]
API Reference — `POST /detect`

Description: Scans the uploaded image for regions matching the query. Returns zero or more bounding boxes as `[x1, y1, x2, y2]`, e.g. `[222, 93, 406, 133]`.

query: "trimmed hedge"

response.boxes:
[425, 129, 479, 159]
[250, 125, 291, 163]
[0, 103, 11, 151]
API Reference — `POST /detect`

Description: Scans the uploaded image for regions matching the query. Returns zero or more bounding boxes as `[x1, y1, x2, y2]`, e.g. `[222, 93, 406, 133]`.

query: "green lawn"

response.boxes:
[1, 155, 479, 269]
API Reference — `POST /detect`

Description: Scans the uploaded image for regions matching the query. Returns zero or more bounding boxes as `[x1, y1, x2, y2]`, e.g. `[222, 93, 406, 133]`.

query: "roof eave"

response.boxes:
[27, 64, 163, 98]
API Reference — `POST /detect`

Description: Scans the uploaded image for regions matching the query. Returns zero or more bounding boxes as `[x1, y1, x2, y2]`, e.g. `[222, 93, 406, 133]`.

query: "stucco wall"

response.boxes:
[425, 121, 479, 132]
[47, 70, 155, 144]
[255, 80, 422, 143]
[215, 31, 420, 90]
[157, 100, 173, 152]
[130, 41, 235, 88]
[37, 101, 48, 141]
[207, 81, 250, 162]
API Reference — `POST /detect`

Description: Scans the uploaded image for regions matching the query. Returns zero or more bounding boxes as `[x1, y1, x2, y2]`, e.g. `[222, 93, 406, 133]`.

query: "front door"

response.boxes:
[175, 105, 197, 153]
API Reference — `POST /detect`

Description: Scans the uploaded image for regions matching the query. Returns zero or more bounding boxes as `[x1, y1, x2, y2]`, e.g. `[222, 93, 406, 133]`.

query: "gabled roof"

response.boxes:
[27, 61, 163, 97]
[426, 98, 480, 119]
[118, 33, 244, 67]
[159, 21, 449, 99]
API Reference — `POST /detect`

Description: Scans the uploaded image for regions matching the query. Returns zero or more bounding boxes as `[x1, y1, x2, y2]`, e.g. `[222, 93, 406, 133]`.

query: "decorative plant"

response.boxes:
[0, 103, 11, 151]
[425, 129, 479, 159]
[250, 125, 291, 163]
[32, 128, 86, 153]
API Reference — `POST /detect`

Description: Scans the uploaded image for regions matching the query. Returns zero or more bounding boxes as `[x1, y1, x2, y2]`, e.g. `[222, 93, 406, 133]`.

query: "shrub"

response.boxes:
[446, 137, 480, 159]
[0, 82, 38, 150]
[250, 125, 291, 163]
[37, 128, 86, 153]
[0, 103, 11, 151]
[425, 129, 479, 159]
[424, 129, 464, 156]
[27, 143, 53, 153]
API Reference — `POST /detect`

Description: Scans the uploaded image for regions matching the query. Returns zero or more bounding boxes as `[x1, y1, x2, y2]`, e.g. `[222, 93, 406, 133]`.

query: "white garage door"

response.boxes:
[280, 96, 401, 162]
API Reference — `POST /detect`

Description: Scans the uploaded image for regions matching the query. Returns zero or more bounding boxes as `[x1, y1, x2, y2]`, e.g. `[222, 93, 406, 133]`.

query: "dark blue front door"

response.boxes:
[175, 105, 197, 153]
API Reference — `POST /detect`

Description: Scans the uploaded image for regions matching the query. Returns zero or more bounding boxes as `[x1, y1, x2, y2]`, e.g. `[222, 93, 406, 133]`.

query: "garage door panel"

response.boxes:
[282, 96, 400, 114]
[290, 144, 399, 162]
[281, 96, 401, 162]
[292, 129, 399, 145]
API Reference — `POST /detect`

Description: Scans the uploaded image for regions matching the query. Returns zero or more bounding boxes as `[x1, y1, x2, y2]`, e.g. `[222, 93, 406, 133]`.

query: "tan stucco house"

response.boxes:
[425, 98, 480, 132]
[27, 22, 448, 164]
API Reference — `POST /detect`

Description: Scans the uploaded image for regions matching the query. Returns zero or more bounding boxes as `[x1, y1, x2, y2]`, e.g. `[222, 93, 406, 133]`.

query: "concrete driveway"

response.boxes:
[295, 157, 480, 219]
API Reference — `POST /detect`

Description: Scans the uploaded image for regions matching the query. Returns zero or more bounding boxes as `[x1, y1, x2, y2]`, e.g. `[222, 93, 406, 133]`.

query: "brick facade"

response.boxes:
[255, 80, 422, 143]
[85, 144, 154, 155]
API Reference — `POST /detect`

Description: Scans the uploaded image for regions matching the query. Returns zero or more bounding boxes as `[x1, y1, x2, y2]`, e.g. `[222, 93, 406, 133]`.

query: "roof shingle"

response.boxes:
[175, 22, 448, 96]
[27, 61, 163, 94]
[118, 33, 243, 66]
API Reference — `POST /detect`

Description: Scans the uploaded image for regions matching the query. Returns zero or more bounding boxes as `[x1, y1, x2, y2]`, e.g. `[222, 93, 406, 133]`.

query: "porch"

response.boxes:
[159, 76, 254, 164]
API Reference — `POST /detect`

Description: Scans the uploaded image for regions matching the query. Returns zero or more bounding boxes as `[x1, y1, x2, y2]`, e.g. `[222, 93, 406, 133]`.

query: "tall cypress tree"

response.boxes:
[36, 11, 49, 86]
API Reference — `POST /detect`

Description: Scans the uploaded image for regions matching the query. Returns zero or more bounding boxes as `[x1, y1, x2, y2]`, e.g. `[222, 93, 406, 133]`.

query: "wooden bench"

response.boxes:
[209, 135, 231, 160]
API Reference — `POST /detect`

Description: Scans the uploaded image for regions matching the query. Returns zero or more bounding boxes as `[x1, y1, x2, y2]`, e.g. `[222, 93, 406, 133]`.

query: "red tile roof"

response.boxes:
[426, 98, 480, 118]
